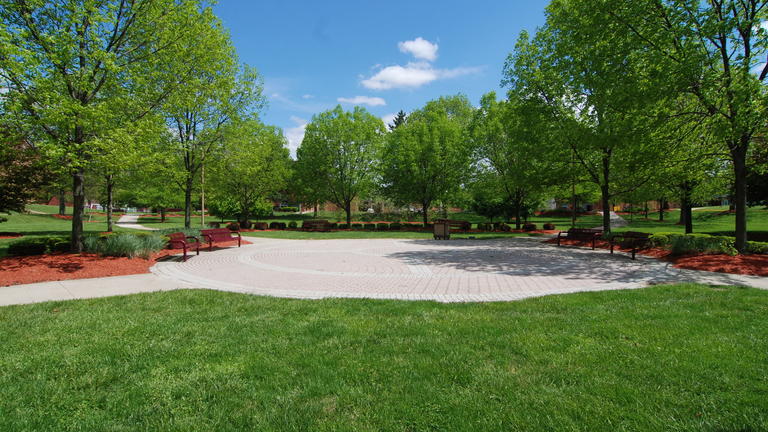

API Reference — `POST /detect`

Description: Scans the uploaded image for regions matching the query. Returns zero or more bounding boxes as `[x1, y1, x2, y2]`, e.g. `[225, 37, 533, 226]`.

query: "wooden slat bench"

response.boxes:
[200, 228, 241, 251]
[556, 228, 603, 250]
[302, 220, 332, 232]
[435, 219, 471, 232]
[609, 231, 651, 260]
[167, 232, 200, 261]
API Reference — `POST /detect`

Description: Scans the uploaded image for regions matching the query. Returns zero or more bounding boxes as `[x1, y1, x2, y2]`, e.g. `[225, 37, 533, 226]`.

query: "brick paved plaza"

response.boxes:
[150, 237, 768, 302]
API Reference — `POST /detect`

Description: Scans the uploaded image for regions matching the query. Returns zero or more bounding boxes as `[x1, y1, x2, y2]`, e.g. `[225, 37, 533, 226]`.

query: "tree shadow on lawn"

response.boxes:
[388, 238, 756, 286]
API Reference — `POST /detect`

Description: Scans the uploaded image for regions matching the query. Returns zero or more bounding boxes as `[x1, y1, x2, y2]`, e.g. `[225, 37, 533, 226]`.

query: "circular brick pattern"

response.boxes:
[148, 237, 716, 302]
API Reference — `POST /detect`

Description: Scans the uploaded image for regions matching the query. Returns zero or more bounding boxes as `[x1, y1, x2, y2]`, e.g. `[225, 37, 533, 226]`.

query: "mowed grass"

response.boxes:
[1, 284, 766, 431]
[617, 206, 768, 240]
[0, 209, 127, 257]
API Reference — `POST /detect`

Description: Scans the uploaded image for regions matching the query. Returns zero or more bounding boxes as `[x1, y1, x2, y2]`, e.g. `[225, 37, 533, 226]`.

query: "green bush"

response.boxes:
[376, 222, 389, 230]
[364, 223, 376, 231]
[278, 206, 298, 212]
[8, 237, 49, 256]
[7, 236, 71, 256]
[351, 223, 363, 230]
[665, 233, 738, 256]
[746, 241, 768, 254]
[338, 223, 349, 229]
[288, 221, 298, 229]
[390, 222, 402, 231]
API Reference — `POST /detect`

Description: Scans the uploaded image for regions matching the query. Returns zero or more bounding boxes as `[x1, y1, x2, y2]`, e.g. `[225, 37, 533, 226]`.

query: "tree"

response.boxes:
[0, 0, 223, 251]
[470, 92, 565, 229]
[296, 106, 384, 226]
[388, 110, 407, 131]
[504, 15, 669, 233]
[0, 136, 49, 219]
[380, 95, 474, 225]
[597, 0, 768, 250]
[209, 119, 290, 226]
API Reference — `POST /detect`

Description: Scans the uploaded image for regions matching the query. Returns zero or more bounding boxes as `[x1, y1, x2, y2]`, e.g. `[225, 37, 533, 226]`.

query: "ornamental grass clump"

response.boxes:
[83, 233, 167, 259]
[649, 232, 737, 256]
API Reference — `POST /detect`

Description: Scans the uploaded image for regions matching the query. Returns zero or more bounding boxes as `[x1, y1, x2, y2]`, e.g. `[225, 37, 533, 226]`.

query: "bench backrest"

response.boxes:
[201, 228, 235, 240]
[568, 228, 602, 235]
[168, 232, 185, 242]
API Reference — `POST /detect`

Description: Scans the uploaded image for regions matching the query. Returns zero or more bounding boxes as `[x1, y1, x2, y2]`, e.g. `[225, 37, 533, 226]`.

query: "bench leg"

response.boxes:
[182, 244, 188, 262]
[631, 249, 636, 260]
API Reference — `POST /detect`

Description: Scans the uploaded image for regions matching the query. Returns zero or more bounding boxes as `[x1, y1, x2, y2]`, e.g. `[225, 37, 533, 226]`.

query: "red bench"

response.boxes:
[167, 232, 200, 261]
[557, 228, 602, 250]
[302, 219, 332, 232]
[200, 228, 241, 251]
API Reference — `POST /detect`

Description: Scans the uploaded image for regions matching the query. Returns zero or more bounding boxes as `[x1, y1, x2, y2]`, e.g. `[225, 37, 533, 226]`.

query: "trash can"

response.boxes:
[433, 221, 450, 240]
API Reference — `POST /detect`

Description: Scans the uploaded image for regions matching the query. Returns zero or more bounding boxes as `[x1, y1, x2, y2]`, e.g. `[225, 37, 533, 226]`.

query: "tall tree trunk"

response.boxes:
[658, 197, 665, 222]
[422, 202, 430, 226]
[71, 168, 86, 253]
[571, 184, 577, 228]
[314, 203, 318, 218]
[345, 202, 352, 226]
[160, 208, 166, 223]
[601, 186, 611, 233]
[105, 174, 114, 232]
[514, 200, 522, 230]
[732, 145, 748, 252]
[58, 188, 66, 215]
[679, 182, 693, 234]
[184, 175, 193, 228]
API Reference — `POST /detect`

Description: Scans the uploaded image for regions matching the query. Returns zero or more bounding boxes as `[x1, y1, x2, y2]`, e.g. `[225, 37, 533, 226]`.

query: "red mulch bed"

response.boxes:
[52, 214, 72, 220]
[0, 239, 250, 287]
[0, 233, 22, 239]
[545, 237, 767, 276]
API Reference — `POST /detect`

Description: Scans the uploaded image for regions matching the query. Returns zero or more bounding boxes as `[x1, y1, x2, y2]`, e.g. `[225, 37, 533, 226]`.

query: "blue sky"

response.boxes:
[213, 1, 550, 156]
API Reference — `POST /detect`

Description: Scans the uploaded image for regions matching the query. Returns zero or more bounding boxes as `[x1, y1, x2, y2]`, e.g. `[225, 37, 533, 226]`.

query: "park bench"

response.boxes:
[556, 228, 603, 250]
[167, 232, 200, 261]
[302, 219, 332, 232]
[200, 228, 241, 251]
[609, 231, 652, 260]
[436, 219, 472, 232]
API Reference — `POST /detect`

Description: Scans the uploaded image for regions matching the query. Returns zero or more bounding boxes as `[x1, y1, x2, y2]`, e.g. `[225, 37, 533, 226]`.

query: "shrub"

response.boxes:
[667, 233, 737, 256]
[338, 223, 349, 229]
[252, 222, 268, 230]
[226, 222, 240, 231]
[523, 223, 537, 231]
[499, 223, 511, 232]
[376, 222, 389, 230]
[364, 223, 376, 231]
[8, 237, 49, 255]
[82, 233, 166, 259]
[351, 223, 363, 230]
[278, 206, 298, 212]
[390, 222, 402, 231]
[269, 222, 286, 230]
[543, 223, 555, 230]
[329, 222, 338, 229]
[746, 241, 768, 254]
[239, 220, 252, 229]
[288, 221, 298, 229]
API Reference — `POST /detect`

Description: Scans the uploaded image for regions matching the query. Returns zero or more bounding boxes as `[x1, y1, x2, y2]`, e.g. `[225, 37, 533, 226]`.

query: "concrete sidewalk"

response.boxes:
[0, 273, 186, 307]
[115, 214, 157, 231]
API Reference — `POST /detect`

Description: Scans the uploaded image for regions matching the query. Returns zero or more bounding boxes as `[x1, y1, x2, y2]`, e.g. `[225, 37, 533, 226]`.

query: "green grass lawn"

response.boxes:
[617, 206, 768, 240]
[0, 284, 766, 431]
[0, 209, 127, 257]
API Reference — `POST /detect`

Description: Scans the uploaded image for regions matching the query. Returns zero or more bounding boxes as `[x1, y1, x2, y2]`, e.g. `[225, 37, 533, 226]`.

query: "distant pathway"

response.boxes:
[596, 211, 629, 229]
[115, 214, 157, 231]
[2, 237, 767, 307]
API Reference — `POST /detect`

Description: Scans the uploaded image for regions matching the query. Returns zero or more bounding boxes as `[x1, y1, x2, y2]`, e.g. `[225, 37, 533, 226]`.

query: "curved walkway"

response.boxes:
[3, 237, 766, 306]
[115, 214, 157, 231]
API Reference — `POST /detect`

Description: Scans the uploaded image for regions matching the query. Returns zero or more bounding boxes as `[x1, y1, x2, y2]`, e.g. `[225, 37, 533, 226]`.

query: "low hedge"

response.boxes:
[269, 222, 286, 230]
[288, 221, 298, 229]
[278, 206, 299, 212]
[649, 232, 737, 256]
[338, 223, 349, 229]
[390, 222, 402, 230]
[351, 223, 363, 230]
[376, 223, 389, 231]
[8, 236, 70, 256]
[364, 223, 376, 231]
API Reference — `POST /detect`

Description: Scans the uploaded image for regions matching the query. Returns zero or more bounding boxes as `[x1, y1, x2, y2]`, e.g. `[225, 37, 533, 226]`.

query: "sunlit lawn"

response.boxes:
[0, 284, 766, 431]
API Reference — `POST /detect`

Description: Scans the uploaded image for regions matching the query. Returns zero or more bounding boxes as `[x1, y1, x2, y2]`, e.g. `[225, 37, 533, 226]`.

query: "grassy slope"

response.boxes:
[0, 284, 766, 431]
[616, 206, 768, 239]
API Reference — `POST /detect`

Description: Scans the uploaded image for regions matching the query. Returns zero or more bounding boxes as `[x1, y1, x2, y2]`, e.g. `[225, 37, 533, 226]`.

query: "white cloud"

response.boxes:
[302, 94, 314, 99]
[361, 62, 482, 90]
[398, 37, 438, 61]
[285, 116, 307, 159]
[337, 95, 387, 106]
